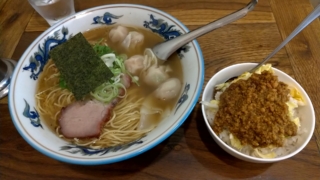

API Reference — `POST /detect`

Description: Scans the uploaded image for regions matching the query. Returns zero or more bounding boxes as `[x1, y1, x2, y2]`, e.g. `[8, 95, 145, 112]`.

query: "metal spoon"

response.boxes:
[222, 4, 320, 84]
[0, 58, 16, 99]
[152, 0, 258, 61]
[249, 3, 320, 72]
[0, 59, 12, 91]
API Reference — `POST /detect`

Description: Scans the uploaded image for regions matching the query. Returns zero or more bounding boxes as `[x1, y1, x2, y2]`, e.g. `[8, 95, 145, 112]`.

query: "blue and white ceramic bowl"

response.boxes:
[9, 4, 204, 165]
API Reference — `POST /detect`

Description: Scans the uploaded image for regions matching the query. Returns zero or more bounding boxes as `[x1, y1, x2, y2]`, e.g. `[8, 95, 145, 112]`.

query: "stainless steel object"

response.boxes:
[0, 58, 16, 99]
[250, 4, 320, 72]
[0, 59, 8, 90]
[152, 0, 258, 61]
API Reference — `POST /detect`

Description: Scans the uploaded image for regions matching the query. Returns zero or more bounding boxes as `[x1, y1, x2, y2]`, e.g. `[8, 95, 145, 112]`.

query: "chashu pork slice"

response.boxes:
[59, 100, 112, 138]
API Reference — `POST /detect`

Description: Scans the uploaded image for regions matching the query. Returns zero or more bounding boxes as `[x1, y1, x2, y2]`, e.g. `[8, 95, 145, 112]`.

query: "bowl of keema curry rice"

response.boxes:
[201, 63, 315, 163]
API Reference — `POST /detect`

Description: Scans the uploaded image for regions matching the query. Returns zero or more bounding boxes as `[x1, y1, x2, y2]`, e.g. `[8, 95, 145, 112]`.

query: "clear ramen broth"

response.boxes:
[36, 25, 184, 147]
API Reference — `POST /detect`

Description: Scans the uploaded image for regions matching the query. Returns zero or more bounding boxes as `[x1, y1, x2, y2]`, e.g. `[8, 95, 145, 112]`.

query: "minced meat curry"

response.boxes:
[212, 71, 297, 148]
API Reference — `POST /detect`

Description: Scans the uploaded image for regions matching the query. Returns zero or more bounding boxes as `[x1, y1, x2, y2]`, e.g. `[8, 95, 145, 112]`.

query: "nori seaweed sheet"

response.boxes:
[50, 32, 113, 100]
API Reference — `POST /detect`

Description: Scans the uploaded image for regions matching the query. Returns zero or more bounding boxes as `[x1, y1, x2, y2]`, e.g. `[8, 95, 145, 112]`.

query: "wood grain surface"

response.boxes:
[0, 0, 320, 179]
[270, 0, 320, 150]
[0, 0, 34, 58]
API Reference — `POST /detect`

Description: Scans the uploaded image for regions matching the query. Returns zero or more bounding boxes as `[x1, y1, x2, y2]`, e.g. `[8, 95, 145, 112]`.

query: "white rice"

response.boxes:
[203, 85, 305, 159]
[214, 126, 306, 158]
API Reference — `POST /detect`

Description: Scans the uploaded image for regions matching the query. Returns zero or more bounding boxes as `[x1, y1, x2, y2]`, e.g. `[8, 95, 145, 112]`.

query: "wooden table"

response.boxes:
[1, 0, 320, 179]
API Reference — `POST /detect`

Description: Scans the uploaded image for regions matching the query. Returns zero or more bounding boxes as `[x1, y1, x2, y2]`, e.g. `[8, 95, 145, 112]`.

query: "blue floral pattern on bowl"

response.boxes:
[23, 27, 70, 80]
[143, 14, 190, 57]
[60, 138, 144, 155]
[92, 12, 122, 25]
[23, 99, 42, 129]
[175, 83, 190, 114]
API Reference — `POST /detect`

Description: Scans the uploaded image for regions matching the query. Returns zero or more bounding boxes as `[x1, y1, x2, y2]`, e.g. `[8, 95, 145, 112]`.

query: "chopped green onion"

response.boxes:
[59, 76, 68, 89]
[92, 39, 114, 57]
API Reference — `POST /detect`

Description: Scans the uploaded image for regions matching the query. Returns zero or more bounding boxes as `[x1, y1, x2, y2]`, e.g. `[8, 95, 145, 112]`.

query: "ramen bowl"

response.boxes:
[9, 4, 204, 165]
[201, 63, 315, 163]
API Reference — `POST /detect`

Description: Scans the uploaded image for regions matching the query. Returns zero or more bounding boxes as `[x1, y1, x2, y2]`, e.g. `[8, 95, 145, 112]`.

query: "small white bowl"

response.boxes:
[9, 4, 204, 165]
[201, 63, 315, 163]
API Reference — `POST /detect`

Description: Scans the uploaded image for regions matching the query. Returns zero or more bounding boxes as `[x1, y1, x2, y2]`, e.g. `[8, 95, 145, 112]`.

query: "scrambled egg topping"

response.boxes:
[253, 149, 277, 159]
[206, 64, 305, 159]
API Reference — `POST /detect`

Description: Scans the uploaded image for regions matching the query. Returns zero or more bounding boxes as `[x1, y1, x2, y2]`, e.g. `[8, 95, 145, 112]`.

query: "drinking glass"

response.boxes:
[28, 0, 75, 26]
